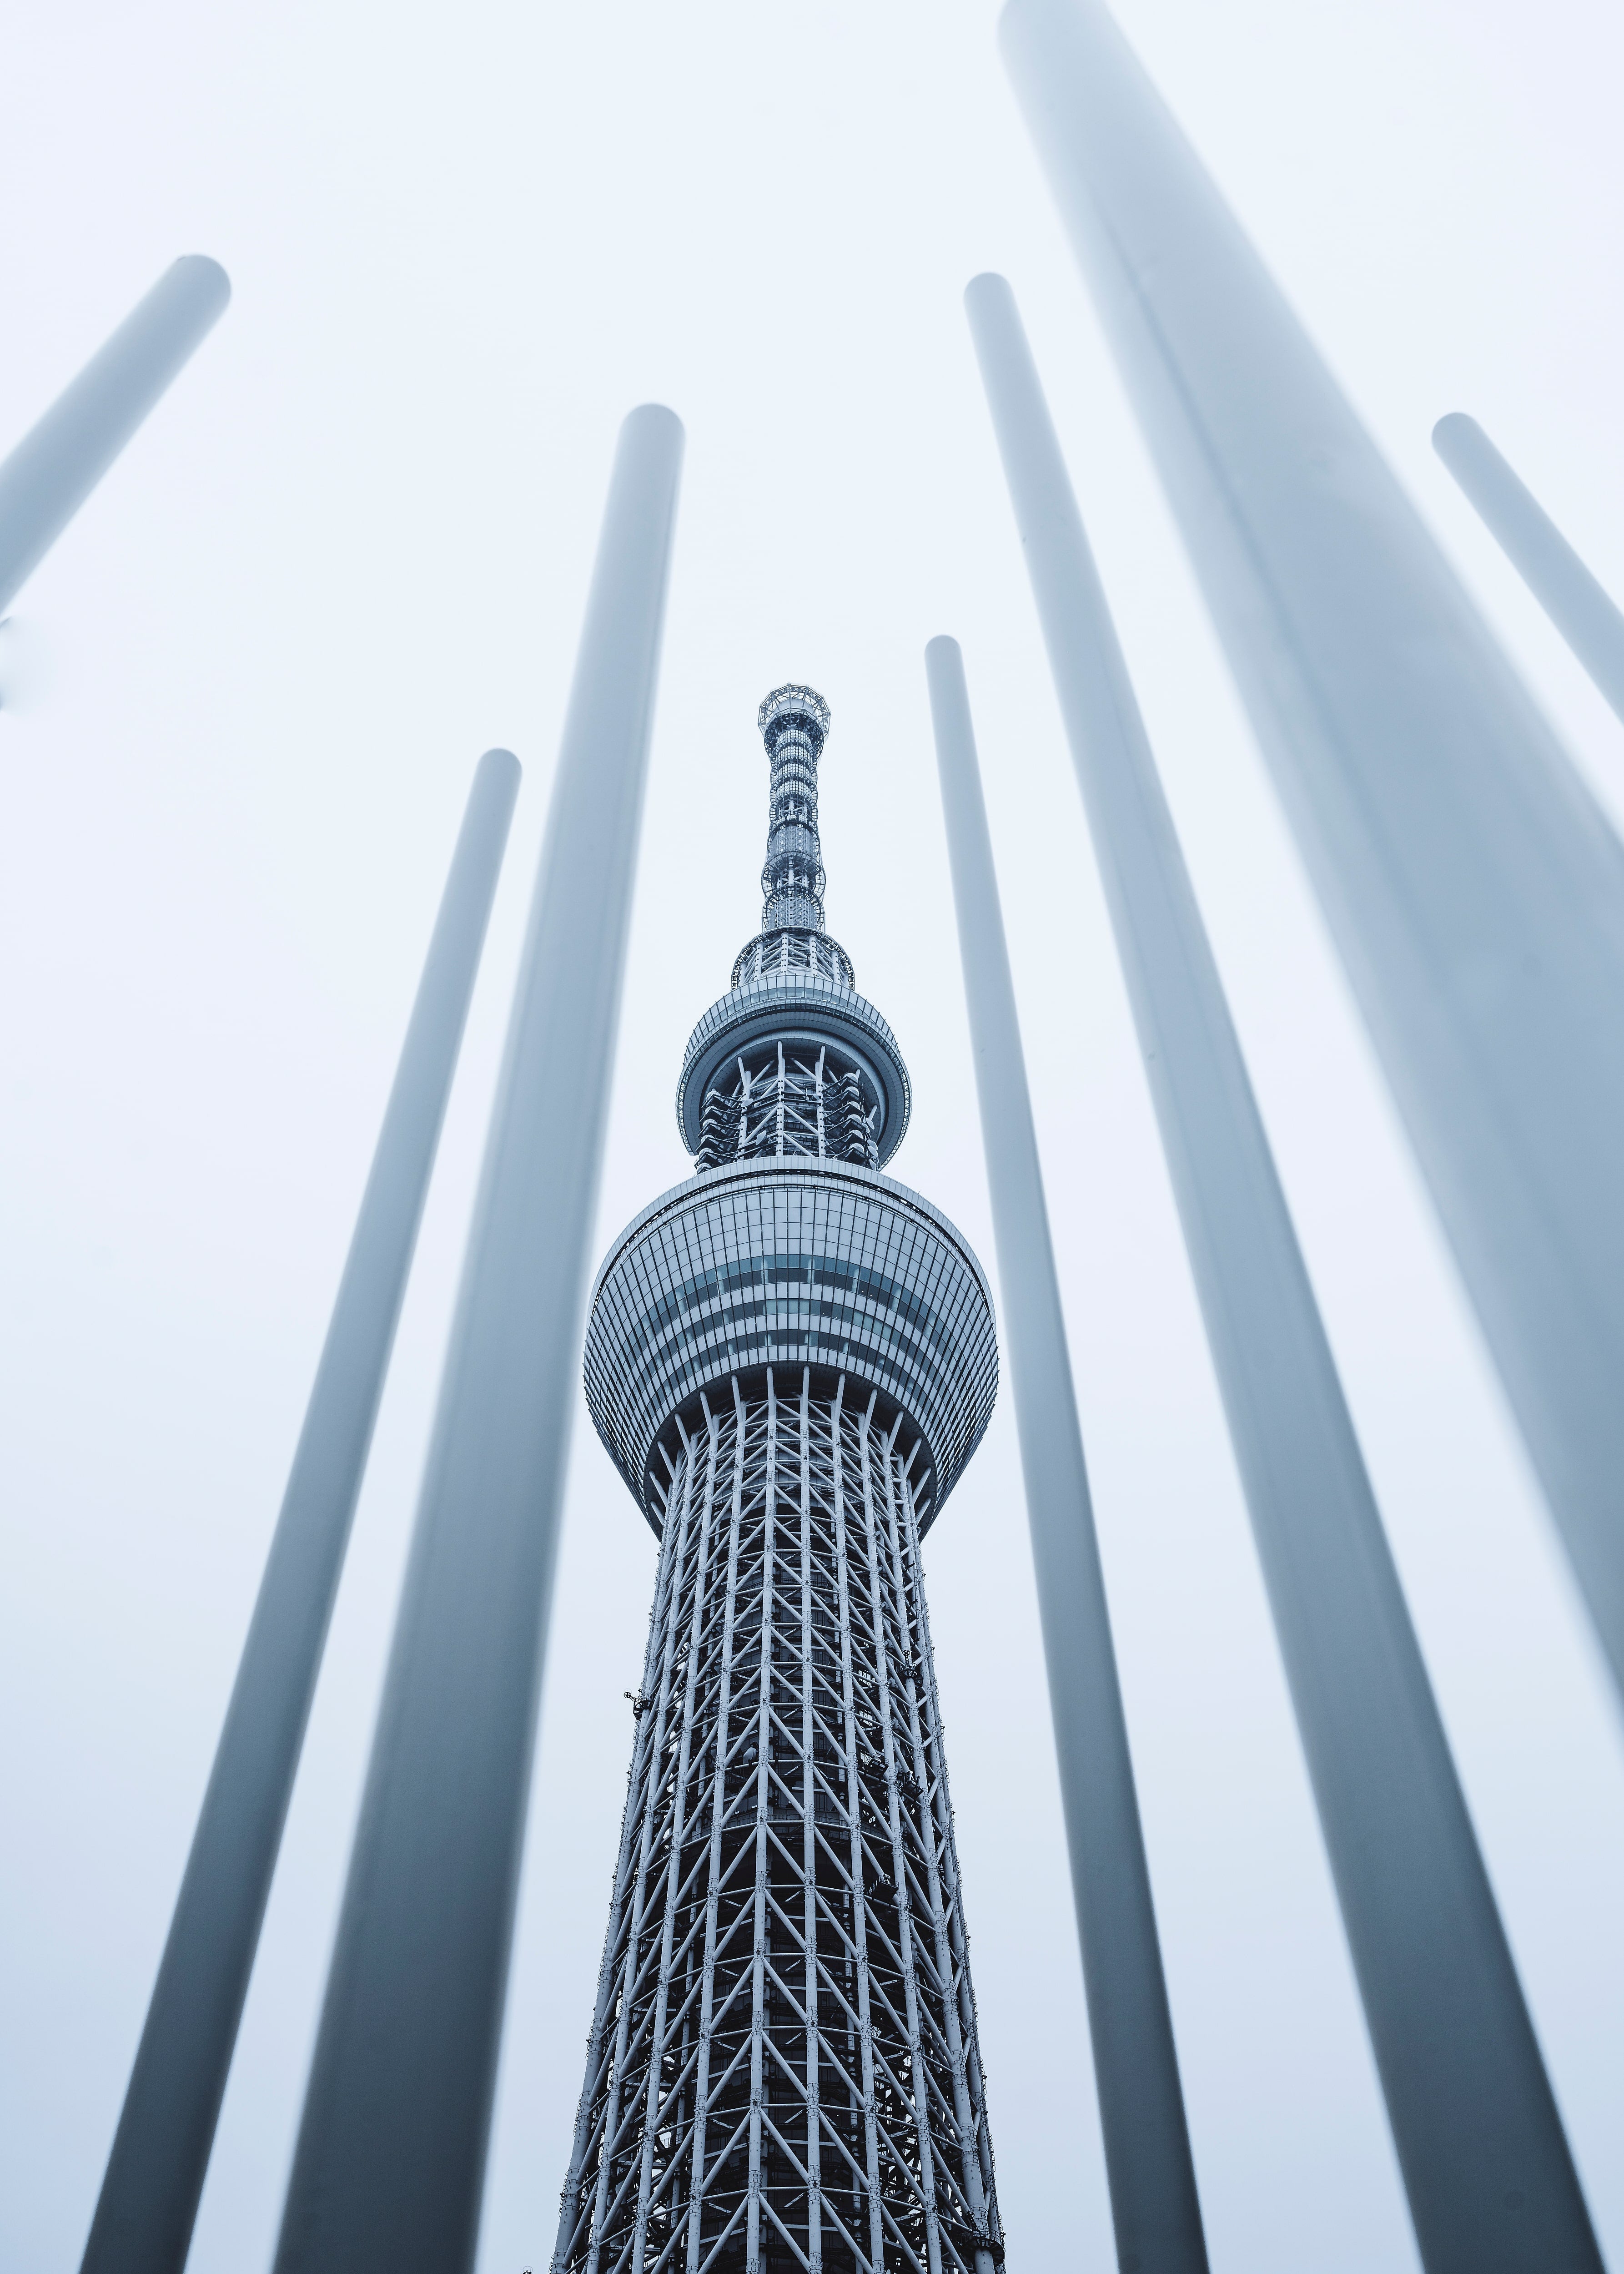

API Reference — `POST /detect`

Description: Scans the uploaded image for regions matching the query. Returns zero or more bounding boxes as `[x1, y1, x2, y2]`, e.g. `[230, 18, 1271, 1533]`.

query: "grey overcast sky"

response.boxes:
[4, 2, 1624, 2269]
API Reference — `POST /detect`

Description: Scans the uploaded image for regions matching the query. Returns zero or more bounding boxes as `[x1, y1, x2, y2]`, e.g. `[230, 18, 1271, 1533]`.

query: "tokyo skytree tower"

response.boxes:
[553, 687, 1005, 2274]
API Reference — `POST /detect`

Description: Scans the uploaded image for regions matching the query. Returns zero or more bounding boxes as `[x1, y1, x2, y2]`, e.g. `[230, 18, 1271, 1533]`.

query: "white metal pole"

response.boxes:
[966, 269, 1600, 2274]
[79, 747, 520, 2274]
[1434, 411, 1624, 726]
[272, 404, 684, 2274]
[999, 0, 1624, 1718]
[0, 257, 230, 615]
[927, 632, 1208, 2274]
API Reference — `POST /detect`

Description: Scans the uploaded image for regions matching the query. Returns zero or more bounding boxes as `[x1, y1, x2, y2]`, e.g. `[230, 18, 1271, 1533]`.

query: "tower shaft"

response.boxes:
[554, 1379, 998, 2274]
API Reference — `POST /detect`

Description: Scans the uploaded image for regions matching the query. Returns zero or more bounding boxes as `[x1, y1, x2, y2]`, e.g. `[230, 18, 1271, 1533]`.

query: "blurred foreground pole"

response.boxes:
[926, 634, 1208, 2274]
[0, 257, 230, 615]
[1434, 412, 1624, 726]
[965, 271, 1601, 2274]
[273, 404, 684, 2274]
[999, 0, 1624, 1714]
[80, 747, 520, 2274]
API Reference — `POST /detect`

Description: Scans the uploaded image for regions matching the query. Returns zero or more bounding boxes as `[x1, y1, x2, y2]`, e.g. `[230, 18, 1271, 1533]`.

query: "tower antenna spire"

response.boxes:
[756, 681, 831, 931]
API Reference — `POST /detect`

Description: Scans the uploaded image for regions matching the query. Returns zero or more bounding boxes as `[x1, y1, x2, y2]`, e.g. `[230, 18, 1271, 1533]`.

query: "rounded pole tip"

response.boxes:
[171, 254, 233, 316]
[965, 271, 1013, 316]
[476, 746, 522, 787]
[924, 635, 962, 666]
[1432, 411, 1483, 460]
[623, 402, 685, 446]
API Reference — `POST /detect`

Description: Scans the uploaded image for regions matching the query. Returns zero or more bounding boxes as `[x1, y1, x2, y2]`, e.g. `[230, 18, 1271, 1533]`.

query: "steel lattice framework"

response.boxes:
[554, 1382, 1000, 2274]
[558, 688, 1004, 2274]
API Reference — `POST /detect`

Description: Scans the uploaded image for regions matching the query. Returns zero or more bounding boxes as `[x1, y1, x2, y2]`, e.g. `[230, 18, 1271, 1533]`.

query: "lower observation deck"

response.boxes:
[583, 1158, 998, 1535]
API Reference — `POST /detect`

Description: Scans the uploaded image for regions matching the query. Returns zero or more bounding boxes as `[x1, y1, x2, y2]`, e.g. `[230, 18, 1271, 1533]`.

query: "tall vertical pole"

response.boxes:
[273, 403, 684, 2274]
[79, 747, 521, 2274]
[999, 0, 1624, 1713]
[965, 271, 1601, 2274]
[0, 257, 230, 615]
[926, 634, 1208, 2274]
[1433, 412, 1624, 726]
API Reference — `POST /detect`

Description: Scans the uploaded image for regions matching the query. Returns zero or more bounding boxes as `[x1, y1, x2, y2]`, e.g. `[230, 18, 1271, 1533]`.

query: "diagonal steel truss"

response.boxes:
[695, 1041, 878, 1171]
[553, 1372, 1004, 2274]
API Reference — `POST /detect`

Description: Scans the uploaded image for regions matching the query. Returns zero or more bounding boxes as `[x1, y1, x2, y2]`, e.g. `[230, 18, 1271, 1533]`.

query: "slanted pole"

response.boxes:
[965, 269, 1601, 2274]
[272, 404, 684, 2274]
[79, 747, 520, 2274]
[927, 633, 1208, 2274]
[999, 0, 1624, 1714]
[0, 257, 230, 615]
[1434, 412, 1624, 726]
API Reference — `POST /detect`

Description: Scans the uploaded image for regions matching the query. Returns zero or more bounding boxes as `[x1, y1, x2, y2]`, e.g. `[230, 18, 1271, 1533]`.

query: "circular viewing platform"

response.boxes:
[676, 964, 911, 1162]
[583, 1156, 997, 1534]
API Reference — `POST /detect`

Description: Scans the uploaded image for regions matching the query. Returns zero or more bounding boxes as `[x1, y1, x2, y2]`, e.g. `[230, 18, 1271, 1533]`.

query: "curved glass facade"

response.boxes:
[584, 1158, 997, 1535]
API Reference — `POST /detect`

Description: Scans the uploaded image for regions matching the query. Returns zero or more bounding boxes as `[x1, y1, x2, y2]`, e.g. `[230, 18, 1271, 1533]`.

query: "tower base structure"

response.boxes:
[555, 1366, 1000, 2274]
